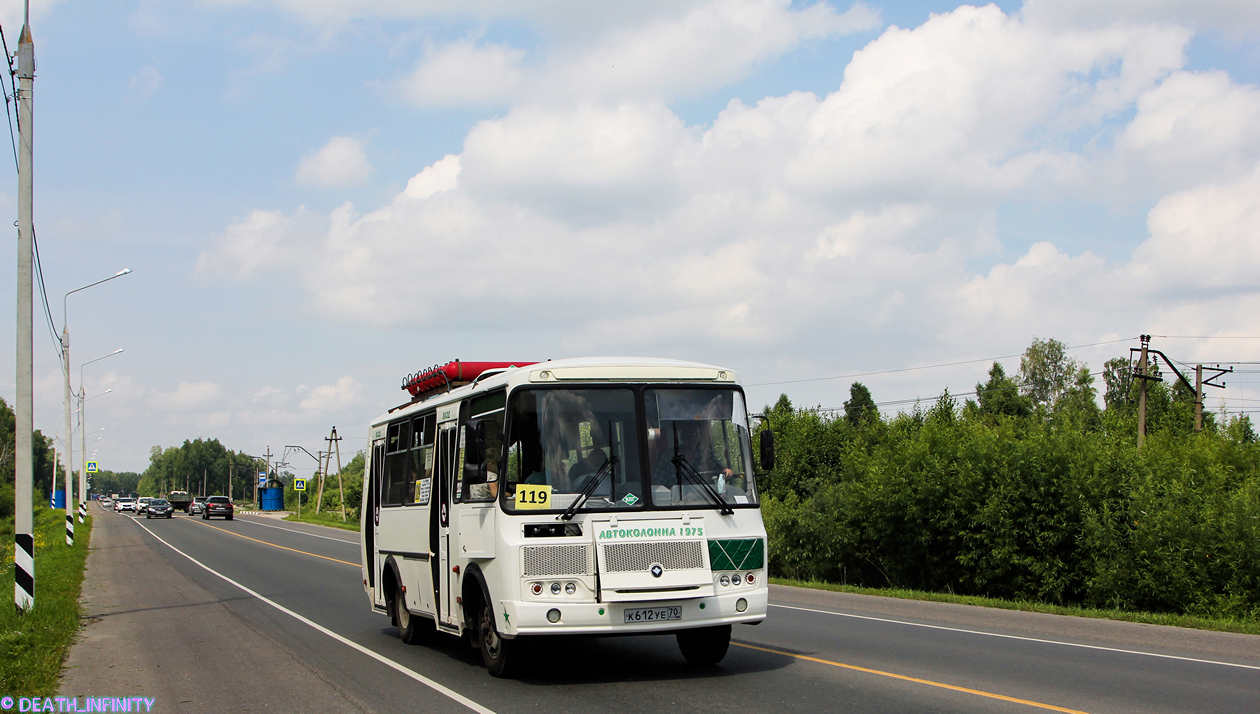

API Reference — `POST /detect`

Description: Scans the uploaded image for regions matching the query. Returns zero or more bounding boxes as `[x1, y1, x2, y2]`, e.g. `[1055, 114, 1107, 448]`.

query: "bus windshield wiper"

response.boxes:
[671, 454, 734, 515]
[559, 456, 617, 521]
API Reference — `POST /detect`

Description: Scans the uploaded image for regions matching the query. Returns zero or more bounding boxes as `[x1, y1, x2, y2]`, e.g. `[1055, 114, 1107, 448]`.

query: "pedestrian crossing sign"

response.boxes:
[86, 461, 99, 473]
[294, 478, 307, 491]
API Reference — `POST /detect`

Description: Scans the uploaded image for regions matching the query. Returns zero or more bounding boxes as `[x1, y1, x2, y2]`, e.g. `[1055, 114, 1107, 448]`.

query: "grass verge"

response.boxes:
[1, 506, 93, 695]
[770, 578, 1260, 636]
[283, 510, 360, 532]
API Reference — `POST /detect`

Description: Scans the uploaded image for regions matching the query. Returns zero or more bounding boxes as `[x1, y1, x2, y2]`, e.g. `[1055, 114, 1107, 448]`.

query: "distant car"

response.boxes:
[202, 496, 233, 520]
[100, 497, 112, 508]
[146, 498, 173, 519]
[137, 497, 153, 514]
[189, 496, 208, 516]
[115, 498, 136, 512]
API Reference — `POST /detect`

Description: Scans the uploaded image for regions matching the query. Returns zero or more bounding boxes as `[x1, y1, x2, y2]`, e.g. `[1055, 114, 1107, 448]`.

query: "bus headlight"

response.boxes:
[551, 582, 562, 595]
[736, 598, 748, 613]
[719, 575, 730, 587]
[547, 608, 562, 623]
[565, 582, 576, 595]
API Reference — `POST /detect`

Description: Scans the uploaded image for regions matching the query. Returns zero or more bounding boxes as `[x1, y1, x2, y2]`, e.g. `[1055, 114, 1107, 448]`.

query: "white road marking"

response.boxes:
[130, 519, 495, 714]
[230, 515, 359, 544]
[768, 603, 1260, 672]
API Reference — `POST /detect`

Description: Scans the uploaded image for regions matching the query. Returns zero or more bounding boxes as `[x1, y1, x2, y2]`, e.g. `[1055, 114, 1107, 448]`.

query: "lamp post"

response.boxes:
[61, 269, 131, 545]
[77, 349, 122, 519]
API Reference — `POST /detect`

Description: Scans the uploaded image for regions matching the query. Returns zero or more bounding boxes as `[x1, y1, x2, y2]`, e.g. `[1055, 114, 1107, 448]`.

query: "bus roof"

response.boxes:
[374, 356, 740, 427]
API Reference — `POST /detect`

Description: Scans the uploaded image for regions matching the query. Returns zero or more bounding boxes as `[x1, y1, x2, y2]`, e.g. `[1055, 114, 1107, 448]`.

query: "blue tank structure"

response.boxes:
[51, 489, 66, 509]
[260, 479, 286, 511]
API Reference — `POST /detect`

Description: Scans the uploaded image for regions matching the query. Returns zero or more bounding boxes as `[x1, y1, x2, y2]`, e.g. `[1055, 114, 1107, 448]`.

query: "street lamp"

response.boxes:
[77, 349, 122, 518]
[60, 268, 131, 543]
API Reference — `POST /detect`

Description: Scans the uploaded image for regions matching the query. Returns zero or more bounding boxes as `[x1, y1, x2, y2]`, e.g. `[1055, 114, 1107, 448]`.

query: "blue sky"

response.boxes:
[2, 0, 1260, 476]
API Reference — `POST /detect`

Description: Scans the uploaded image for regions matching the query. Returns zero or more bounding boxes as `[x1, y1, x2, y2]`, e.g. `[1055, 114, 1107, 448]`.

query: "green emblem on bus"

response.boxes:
[621, 493, 639, 506]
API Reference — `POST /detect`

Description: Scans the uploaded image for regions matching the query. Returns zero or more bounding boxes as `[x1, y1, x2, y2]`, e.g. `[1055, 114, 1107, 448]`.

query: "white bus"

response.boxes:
[361, 357, 774, 677]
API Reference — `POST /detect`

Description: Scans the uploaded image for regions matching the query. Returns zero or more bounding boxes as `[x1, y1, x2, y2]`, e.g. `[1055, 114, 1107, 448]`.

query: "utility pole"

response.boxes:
[229, 458, 233, 501]
[202, 468, 206, 497]
[1136, 335, 1150, 448]
[315, 449, 327, 515]
[328, 427, 346, 522]
[14, 3, 36, 610]
[1195, 364, 1204, 433]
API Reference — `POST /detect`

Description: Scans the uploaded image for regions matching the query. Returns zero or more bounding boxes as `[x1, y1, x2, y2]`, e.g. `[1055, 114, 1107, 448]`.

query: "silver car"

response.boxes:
[189, 496, 208, 516]
[137, 497, 153, 514]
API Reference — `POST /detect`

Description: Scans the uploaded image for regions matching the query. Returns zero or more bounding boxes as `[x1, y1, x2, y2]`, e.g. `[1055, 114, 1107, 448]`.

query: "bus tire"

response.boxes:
[676, 625, 731, 666]
[477, 599, 518, 677]
[395, 583, 424, 645]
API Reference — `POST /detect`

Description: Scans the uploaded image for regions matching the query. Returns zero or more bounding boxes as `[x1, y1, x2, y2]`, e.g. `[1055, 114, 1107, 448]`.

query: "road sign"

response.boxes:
[294, 478, 307, 491]
[85, 461, 98, 473]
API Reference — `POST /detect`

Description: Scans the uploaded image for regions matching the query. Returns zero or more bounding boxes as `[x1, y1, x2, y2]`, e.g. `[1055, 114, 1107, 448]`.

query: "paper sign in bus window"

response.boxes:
[515, 484, 552, 510]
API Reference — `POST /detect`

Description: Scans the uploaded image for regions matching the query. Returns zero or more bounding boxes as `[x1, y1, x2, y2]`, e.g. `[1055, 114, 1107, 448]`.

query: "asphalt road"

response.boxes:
[62, 502, 1260, 713]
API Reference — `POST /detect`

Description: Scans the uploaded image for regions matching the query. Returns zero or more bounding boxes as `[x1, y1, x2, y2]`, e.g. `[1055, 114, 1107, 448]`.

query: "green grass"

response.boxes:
[283, 509, 360, 532]
[770, 578, 1260, 636]
[0, 506, 92, 695]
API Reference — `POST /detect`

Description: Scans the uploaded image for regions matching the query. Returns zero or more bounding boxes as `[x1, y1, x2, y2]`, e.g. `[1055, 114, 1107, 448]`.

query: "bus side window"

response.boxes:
[384, 420, 411, 506]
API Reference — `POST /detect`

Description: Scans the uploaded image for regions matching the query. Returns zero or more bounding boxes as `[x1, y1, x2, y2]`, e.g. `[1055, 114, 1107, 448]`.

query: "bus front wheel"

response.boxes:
[478, 600, 518, 677]
[396, 584, 424, 645]
[677, 625, 731, 666]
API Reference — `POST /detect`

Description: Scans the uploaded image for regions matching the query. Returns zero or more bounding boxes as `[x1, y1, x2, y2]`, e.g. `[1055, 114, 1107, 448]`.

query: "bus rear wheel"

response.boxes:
[676, 625, 731, 666]
[478, 600, 518, 677]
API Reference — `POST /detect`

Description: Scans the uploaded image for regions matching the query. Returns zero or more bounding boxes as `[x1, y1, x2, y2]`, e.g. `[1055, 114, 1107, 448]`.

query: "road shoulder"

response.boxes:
[58, 504, 371, 712]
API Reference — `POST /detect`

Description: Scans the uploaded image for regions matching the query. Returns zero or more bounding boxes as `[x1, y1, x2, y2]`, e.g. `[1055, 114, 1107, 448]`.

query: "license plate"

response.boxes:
[623, 606, 682, 623]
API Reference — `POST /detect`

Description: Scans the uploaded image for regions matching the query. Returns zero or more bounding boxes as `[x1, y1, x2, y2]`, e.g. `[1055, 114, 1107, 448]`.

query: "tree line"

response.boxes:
[758, 338, 1259, 621]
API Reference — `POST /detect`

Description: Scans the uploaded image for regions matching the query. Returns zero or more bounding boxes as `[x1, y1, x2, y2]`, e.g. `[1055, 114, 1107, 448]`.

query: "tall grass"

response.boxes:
[0, 505, 92, 695]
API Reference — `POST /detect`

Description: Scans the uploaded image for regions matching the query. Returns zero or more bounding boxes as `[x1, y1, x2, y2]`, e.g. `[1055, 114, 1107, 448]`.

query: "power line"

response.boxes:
[748, 338, 1135, 388]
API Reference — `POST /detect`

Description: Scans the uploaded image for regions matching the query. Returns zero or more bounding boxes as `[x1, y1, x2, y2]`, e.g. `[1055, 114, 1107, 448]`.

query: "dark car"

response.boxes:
[146, 498, 173, 519]
[203, 496, 234, 520]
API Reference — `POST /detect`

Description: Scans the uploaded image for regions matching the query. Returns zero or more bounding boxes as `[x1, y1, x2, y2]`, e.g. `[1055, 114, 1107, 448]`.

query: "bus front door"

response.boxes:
[368, 440, 385, 607]
[435, 422, 458, 629]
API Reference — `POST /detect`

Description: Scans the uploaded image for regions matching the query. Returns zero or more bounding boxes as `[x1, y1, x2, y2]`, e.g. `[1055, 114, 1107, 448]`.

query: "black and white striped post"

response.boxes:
[14, 533, 34, 611]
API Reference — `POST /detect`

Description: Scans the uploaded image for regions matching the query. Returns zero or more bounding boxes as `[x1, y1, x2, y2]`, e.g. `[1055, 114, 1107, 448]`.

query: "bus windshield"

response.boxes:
[500, 386, 757, 513]
[645, 388, 756, 507]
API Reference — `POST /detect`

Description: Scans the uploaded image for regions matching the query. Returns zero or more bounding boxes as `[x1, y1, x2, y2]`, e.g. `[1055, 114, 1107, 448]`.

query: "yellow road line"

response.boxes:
[732, 642, 1090, 714]
[185, 516, 360, 567]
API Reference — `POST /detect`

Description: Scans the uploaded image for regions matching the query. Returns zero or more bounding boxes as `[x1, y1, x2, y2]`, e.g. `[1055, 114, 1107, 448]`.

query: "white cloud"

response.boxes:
[127, 65, 163, 103]
[196, 206, 320, 279]
[196, 4, 1260, 405]
[391, 1, 881, 107]
[298, 376, 363, 410]
[1022, 0, 1260, 39]
[401, 40, 525, 107]
[0, 0, 62, 31]
[295, 136, 373, 187]
[150, 381, 223, 411]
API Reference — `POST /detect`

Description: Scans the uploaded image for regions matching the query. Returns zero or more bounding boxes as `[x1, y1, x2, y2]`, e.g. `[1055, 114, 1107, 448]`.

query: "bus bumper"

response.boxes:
[499, 587, 767, 637]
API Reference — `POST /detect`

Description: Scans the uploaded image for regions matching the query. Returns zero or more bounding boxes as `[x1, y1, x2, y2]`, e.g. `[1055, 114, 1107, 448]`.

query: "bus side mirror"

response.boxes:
[759, 430, 775, 471]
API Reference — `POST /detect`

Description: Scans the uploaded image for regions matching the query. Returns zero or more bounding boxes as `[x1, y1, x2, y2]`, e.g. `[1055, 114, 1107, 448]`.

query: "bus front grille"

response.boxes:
[602, 541, 705, 573]
[522, 544, 595, 577]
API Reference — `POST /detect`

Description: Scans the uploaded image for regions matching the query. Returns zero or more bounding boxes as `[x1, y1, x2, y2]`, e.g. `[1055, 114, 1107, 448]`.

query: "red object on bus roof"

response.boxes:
[402, 360, 537, 397]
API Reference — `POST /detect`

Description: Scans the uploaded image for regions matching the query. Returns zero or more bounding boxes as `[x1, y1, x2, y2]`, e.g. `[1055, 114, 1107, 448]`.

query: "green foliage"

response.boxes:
[1019, 337, 1081, 408]
[844, 382, 878, 428]
[139, 439, 261, 500]
[761, 345, 1260, 623]
[0, 397, 57, 519]
[0, 506, 92, 695]
[975, 362, 1030, 419]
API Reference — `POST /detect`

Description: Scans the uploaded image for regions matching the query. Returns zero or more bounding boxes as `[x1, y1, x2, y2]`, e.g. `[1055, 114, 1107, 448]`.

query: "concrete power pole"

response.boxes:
[13, 5, 36, 610]
[1194, 365, 1204, 433]
[1136, 334, 1150, 448]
